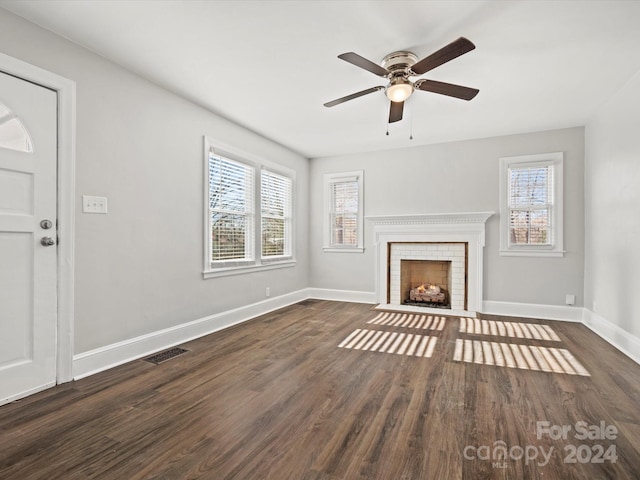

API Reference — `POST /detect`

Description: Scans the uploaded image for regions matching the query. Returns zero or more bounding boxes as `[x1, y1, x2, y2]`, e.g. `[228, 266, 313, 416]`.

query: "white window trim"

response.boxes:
[203, 137, 296, 278]
[323, 170, 364, 253]
[499, 152, 564, 257]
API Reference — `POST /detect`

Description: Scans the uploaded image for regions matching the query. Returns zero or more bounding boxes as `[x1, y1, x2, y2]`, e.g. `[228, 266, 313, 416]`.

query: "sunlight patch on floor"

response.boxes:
[367, 312, 446, 331]
[338, 328, 438, 357]
[452, 339, 589, 376]
[459, 317, 561, 341]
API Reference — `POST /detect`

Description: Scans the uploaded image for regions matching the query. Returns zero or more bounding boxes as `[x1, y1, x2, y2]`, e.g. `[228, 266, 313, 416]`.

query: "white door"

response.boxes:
[0, 71, 58, 405]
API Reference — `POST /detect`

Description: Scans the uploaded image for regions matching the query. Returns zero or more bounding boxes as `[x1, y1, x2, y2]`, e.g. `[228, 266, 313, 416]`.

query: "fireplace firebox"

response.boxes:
[400, 259, 451, 308]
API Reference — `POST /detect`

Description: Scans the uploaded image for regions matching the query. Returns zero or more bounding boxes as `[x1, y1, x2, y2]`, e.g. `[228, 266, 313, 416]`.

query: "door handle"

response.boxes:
[40, 236, 56, 246]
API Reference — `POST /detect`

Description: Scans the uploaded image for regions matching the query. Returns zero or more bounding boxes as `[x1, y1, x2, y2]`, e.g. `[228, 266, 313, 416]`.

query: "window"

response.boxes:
[204, 137, 295, 277]
[499, 152, 564, 257]
[209, 154, 255, 264]
[261, 169, 292, 259]
[324, 171, 364, 252]
[0, 102, 33, 153]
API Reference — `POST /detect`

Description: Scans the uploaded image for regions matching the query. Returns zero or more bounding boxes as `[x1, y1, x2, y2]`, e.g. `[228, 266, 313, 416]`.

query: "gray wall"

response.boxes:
[0, 6, 597, 358]
[585, 69, 640, 337]
[0, 10, 310, 353]
[309, 127, 585, 307]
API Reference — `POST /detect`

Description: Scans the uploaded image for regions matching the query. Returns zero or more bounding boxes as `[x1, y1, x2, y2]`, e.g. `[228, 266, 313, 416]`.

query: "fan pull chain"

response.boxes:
[409, 99, 413, 140]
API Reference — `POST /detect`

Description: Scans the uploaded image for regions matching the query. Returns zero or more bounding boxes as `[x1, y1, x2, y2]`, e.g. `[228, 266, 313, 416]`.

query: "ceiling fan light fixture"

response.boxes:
[386, 80, 413, 102]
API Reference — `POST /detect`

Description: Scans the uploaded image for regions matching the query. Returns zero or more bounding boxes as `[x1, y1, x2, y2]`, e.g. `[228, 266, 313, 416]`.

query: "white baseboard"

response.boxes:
[582, 309, 640, 366]
[73, 287, 376, 381]
[73, 288, 311, 380]
[73, 291, 640, 381]
[483, 301, 640, 366]
[306, 288, 376, 304]
[482, 300, 584, 322]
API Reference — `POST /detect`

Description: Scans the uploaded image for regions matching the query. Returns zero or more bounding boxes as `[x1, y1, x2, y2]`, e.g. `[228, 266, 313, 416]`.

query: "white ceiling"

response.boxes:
[2, 0, 640, 159]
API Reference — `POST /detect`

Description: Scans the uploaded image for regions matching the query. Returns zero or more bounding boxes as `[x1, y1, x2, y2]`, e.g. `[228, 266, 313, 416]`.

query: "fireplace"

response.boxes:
[368, 212, 493, 316]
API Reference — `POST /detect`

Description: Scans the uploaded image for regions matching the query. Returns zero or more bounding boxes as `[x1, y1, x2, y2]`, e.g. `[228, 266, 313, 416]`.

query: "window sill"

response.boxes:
[323, 247, 364, 253]
[203, 259, 296, 279]
[499, 249, 565, 258]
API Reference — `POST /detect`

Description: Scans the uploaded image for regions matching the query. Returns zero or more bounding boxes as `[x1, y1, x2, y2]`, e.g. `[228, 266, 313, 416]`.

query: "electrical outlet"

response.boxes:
[565, 294, 576, 306]
[82, 195, 108, 214]
[265, 287, 270, 298]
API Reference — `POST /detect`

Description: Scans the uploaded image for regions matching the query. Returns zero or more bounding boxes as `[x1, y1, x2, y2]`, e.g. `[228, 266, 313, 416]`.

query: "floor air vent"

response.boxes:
[144, 347, 189, 364]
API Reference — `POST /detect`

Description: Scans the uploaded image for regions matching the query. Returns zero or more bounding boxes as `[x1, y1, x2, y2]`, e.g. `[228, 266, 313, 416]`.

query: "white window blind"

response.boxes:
[508, 164, 553, 245]
[261, 169, 292, 258]
[330, 177, 359, 247]
[208, 153, 255, 263]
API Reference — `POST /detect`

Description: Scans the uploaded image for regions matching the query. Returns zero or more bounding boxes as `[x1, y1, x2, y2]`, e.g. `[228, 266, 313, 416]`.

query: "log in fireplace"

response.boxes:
[409, 284, 447, 305]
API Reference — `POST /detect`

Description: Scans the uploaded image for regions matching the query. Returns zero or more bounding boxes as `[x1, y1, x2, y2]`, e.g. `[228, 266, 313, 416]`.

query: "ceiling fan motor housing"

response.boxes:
[381, 51, 418, 75]
[382, 51, 417, 102]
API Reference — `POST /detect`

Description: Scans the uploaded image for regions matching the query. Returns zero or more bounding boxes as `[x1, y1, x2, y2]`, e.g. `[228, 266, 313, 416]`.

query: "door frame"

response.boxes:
[0, 51, 76, 384]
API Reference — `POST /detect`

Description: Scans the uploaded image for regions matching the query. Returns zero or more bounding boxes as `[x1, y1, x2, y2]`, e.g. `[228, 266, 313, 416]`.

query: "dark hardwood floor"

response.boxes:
[1, 300, 640, 479]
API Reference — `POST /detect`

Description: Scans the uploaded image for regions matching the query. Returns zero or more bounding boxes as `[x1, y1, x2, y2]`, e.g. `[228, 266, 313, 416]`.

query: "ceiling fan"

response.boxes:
[324, 37, 479, 123]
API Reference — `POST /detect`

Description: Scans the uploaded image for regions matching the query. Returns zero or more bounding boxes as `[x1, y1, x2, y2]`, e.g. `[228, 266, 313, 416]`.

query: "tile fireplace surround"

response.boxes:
[391, 243, 466, 310]
[367, 212, 494, 317]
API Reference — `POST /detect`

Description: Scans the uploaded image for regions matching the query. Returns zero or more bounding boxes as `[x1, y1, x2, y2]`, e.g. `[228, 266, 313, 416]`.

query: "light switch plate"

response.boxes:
[82, 195, 108, 214]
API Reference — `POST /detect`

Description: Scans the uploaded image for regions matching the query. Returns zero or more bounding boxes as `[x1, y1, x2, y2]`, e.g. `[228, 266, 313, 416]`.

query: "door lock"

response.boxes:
[40, 236, 56, 246]
[40, 219, 53, 229]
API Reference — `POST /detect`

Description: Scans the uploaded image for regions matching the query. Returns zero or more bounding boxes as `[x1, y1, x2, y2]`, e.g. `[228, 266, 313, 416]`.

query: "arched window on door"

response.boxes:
[0, 102, 33, 153]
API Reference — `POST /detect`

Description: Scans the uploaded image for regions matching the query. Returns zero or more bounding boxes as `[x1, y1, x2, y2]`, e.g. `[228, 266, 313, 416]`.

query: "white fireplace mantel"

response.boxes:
[367, 212, 494, 228]
[367, 212, 494, 316]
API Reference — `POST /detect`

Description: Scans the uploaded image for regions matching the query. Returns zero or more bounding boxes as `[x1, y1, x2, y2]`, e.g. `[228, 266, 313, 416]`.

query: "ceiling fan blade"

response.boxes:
[411, 37, 476, 75]
[324, 86, 384, 107]
[338, 52, 389, 77]
[389, 101, 404, 123]
[416, 79, 479, 101]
